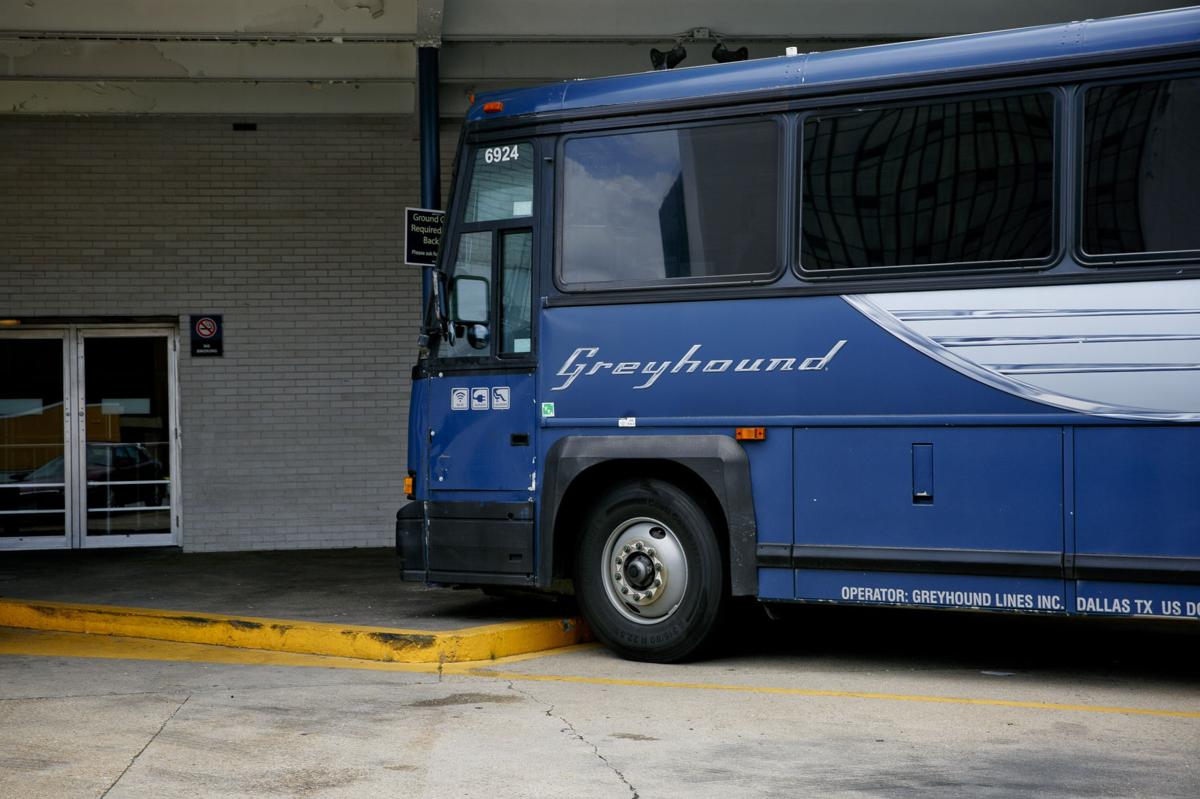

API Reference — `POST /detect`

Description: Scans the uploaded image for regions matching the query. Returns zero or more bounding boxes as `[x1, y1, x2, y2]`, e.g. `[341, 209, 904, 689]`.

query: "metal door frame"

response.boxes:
[75, 326, 180, 549]
[0, 324, 180, 550]
[0, 328, 73, 551]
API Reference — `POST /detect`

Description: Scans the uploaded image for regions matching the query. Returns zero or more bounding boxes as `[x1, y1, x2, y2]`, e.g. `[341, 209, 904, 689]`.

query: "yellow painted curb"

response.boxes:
[0, 598, 589, 664]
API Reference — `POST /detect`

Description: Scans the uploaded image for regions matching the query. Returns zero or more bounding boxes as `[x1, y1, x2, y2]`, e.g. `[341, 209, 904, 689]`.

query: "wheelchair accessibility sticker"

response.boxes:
[492, 387, 511, 410]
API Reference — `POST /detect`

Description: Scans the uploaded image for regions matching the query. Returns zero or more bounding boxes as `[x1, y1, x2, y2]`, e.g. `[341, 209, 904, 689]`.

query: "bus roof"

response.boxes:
[466, 6, 1200, 124]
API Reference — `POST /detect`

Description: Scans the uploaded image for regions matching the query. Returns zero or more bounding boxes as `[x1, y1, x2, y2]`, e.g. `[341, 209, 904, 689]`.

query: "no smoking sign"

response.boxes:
[190, 314, 224, 357]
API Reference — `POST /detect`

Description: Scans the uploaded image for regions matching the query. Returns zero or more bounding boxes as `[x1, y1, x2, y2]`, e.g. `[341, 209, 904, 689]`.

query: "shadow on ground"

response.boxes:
[719, 598, 1200, 685]
[0, 547, 572, 630]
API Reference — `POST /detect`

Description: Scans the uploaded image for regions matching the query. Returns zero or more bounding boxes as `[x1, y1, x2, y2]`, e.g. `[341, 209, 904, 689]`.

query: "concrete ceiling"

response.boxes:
[0, 0, 1187, 115]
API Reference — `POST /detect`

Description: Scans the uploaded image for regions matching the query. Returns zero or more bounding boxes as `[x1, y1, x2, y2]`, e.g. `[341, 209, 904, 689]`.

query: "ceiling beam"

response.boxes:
[441, 0, 1182, 39]
[0, 39, 415, 80]
[0, 79, 414, 114]
[0, 0, 1186, 116]
[416, 0, 445, 47]
[1, 37, 897, 83]
[0, 0, 417, 39]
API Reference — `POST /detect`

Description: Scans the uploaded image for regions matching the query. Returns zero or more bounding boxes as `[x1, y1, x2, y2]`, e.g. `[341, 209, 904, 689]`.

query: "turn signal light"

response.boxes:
[483, 101, 504, 113]
[404, 475, 414, 499]
[735, 427, 766, 441]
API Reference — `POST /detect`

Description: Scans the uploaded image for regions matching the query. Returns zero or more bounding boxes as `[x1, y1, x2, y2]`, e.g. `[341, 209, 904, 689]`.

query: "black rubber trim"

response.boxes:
[759, 544, 1064, 578]
[541, 262, 1200, 309]
[541, 435, 758, 596]
[1074, 554, 1200, 585]
[426, 501, 534, 520]
[424, 571, 538, 587]
[395, 501, 425, 574]
[412, 362, 536, 379]
[756, 543, 792, 569]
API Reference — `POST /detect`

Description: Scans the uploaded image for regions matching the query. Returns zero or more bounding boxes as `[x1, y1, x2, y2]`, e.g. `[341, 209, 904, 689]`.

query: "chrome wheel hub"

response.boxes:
[602, 517, 688, 624]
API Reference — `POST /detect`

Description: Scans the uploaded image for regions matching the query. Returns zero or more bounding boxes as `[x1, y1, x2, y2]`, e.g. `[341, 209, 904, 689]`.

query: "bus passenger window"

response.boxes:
[1082, 77, 1200, 257]
[465, 143, 534, 223]
[801, 93, 1055, 272]
[561, 121, 779, 287]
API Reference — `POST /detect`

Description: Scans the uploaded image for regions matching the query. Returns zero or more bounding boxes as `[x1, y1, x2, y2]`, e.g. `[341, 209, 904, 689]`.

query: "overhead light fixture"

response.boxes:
[0, 319, 20, 328]
[650, 44, 688, 71]
[712, 43, 749, 63]
[650, 30, 749, 70]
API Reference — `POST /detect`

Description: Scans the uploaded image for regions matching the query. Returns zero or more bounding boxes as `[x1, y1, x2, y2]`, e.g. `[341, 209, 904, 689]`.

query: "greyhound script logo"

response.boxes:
[550, 341, 847, 392]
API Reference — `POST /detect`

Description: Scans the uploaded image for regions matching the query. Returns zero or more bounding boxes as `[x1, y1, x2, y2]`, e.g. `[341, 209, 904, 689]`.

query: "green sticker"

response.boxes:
[541, 402, 555, 418]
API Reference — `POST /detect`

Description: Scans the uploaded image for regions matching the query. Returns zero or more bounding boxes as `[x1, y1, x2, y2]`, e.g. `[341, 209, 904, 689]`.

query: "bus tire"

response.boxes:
[575, 478, 726, 663]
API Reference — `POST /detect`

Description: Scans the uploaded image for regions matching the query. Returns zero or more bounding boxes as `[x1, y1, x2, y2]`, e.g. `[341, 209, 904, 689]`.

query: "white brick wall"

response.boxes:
[0, 115, 460, 551]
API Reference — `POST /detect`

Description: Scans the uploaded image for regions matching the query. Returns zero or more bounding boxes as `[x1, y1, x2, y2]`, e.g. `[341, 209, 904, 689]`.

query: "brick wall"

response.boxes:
[0, 115, 460, 551]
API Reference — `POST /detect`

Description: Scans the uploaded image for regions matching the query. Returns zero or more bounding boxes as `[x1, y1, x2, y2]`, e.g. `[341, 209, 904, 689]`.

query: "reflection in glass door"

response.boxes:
[0, 326, 177, 550]
[0, 334, 71, 548]
[79, 332, 175, 545]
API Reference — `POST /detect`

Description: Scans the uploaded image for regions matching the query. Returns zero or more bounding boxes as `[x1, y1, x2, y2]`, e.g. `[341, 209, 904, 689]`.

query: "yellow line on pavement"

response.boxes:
[2, 628, 1194, 720]
[463, 669, 1200, 720]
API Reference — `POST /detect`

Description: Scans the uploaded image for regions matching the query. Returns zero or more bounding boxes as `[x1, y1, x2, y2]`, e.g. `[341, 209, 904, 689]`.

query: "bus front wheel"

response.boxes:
[575, 479, 725, 662]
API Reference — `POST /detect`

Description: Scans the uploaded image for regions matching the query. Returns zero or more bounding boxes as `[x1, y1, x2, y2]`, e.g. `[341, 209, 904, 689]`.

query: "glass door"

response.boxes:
[0, 326, 178, 550]
[77, 329, 178, 548]
[0, 332, 72, 550]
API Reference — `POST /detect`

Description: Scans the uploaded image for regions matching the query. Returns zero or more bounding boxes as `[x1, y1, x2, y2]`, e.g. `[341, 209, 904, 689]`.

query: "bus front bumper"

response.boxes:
[396, 500, 537, 586]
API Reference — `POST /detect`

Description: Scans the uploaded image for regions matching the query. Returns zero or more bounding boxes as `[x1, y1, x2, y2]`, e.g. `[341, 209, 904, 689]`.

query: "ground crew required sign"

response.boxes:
[404, 208, 445, 267]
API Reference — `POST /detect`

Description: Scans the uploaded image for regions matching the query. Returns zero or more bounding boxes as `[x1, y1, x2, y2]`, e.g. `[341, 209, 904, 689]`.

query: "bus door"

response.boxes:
[421, 139, 540, 581]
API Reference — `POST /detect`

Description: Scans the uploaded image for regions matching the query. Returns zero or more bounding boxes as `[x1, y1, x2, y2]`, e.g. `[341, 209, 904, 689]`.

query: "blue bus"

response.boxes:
[398, 8, 1200, 661]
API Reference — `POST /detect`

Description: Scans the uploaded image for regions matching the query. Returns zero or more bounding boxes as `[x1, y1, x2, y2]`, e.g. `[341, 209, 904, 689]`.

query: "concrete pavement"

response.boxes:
[1, 605, 1197, 799]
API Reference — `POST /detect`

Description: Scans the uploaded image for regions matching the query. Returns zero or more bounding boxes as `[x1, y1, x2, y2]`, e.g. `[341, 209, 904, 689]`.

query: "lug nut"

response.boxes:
[654, 578, 662, 587]
[646, 548, 655, 557]
[620, 587, 628, 594]
[623, 545, 631, 553]
[615, 557, 623, 565]
[634, 541, 644, 550]
[614, 572, 622, 581]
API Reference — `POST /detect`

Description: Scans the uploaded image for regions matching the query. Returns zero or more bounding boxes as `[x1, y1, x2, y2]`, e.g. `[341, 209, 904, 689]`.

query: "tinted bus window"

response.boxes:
[465, 143, 534, 223]
[561, 121, 779, 287]
[1082, 77, 1200, 257]
[801, 93, 1055, 272]
[500, 230, 533, 354]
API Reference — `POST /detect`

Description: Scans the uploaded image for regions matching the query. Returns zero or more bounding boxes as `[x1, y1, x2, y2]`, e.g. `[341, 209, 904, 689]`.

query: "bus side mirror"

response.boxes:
[451, 275, 490, 325]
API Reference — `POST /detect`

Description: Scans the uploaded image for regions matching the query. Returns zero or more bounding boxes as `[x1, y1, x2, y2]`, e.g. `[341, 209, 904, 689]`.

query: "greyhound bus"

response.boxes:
[397, 8, 1200, 661]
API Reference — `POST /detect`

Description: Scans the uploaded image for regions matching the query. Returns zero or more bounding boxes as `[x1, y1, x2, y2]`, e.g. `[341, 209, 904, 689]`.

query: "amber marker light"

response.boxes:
[0, 319, 20, 328]
[483, 101, 504, 113]
[404, 475, 415, 499]
[735, 427, 766, 441]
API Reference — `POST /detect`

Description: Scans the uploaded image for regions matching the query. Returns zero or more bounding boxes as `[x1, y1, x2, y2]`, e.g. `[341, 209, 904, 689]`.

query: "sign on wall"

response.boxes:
[190, 314, 223, 357]
[404, 207, 445, 267]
